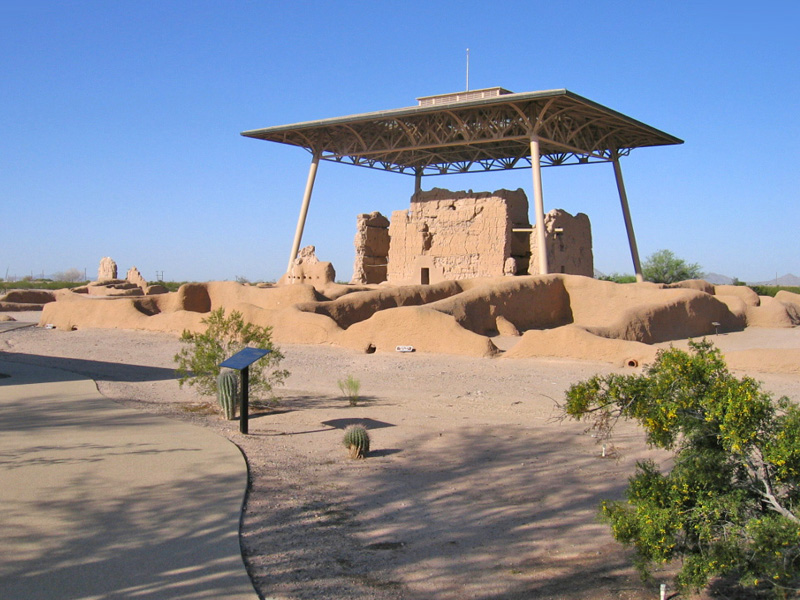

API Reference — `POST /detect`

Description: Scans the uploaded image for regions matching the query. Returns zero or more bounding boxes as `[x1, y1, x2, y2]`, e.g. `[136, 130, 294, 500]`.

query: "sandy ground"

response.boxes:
[2, 311, 799, 600]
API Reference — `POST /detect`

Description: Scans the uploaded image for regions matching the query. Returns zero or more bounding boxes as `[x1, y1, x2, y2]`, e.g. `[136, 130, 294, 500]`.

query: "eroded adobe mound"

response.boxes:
[38, 275, 799, 366]
[0, 289, 60, 311]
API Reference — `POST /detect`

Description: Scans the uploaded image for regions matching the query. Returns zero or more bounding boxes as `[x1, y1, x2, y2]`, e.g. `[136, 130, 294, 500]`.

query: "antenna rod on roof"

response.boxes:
[466, 48, 470, 91]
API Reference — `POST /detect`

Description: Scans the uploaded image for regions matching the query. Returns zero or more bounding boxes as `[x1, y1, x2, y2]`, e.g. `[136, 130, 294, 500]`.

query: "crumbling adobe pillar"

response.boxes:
[351, 212, 390, 284]
[97, 257, 117, 281]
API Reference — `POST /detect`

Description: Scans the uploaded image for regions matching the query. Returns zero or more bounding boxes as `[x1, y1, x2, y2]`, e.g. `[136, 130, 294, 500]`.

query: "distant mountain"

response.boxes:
[595, 269, 800, 287]
[750, 273, 800, 287]
[701, 272, 734, 285]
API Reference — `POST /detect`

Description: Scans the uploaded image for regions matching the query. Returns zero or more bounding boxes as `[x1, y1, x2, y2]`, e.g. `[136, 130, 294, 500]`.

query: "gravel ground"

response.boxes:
[2, 315, 799, 600]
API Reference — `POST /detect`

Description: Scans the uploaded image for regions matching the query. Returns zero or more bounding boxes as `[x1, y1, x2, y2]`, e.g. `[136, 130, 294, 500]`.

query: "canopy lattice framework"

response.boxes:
[242, 89, 681, 175]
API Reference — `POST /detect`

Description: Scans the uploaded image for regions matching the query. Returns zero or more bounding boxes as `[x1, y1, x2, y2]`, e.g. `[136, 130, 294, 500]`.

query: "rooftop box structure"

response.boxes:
[415, 87, 513, 107]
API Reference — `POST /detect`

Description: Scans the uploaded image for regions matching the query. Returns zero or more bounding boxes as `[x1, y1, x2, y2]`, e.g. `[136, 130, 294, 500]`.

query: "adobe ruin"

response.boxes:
[278, 245, 336, 287]
[243, 87, 683, 283]
[351, 213, 390, 285]
[351, 188, 593, 286]
[98, 257, 118, 281]
[80, 258, 167, 296]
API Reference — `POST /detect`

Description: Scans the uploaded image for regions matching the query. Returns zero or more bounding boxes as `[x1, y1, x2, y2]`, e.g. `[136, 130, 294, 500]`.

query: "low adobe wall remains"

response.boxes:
[36, 275, 800, 368]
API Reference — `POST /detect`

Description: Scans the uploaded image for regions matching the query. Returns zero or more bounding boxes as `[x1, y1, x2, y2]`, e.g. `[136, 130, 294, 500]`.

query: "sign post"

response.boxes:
[219, 347, 271, 434]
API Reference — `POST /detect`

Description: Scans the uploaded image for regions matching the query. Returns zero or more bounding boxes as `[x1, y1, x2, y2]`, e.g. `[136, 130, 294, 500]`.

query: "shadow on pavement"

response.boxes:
[0, 351, 176, 384]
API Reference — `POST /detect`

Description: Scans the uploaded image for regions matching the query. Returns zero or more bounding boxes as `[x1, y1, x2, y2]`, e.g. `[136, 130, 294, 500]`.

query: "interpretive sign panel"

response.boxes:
[218, 347, 272, 434]
[219, 347, 270, 370]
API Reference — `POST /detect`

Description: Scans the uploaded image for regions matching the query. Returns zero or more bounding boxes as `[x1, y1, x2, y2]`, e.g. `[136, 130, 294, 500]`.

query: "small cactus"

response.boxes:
[343, 424, 370, 459]
[217, 370, 238, 420]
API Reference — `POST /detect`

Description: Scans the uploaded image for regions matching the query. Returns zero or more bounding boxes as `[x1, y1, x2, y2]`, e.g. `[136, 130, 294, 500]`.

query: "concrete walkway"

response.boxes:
[0, 360, 258, 600]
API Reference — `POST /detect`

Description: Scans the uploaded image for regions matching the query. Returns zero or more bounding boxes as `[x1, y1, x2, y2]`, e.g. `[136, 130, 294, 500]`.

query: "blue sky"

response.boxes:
[3, 1, 798, 283]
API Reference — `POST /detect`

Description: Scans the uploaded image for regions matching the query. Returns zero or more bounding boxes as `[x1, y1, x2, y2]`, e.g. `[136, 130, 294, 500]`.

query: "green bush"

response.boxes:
[564, 340, 800, 597]
[642, 249, 702, 284]
[0, 279, 192, 294]
[597, 273, 637, 284]
[751, 285, 800, 298]
[156, 280, 190, 292]
[0, 279, 88, 293]
[338, 375, 361, 406]
[174, 308, 288, 401]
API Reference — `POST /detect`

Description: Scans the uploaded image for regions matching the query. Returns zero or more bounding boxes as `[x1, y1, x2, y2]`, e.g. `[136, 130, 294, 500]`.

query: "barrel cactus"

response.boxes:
[217, 370, 238, 420]
[343, 424, 370, 459]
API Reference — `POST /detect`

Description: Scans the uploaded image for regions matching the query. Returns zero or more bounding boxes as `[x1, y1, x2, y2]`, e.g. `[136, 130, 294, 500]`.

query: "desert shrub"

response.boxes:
[157, 280, 190, 292]
[0, 279, 87, 292]
[598, 273, 637, 283]
[52, 268, 85, 282]
[338, 375, 361, 406]
[751, 285, 800, 298]
[174, 308, 288, 401]
[564, 340, 800, 597]
[642, 249, 702, 284]
[343, 424, 370, 459]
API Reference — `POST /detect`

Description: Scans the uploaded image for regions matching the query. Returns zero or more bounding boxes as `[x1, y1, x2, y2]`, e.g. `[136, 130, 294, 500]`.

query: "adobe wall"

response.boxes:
[386, 188, 530, 285]
[528, 209, 594, 277]
[351, 212, 390, 284]
[353, 188, 593, 285]
[278, 245, 335, 289]
[40, 275, 800, 370]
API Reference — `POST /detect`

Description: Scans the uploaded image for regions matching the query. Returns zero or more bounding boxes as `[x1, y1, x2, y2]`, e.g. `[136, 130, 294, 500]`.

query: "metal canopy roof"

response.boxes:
[241, 89, 683, 176]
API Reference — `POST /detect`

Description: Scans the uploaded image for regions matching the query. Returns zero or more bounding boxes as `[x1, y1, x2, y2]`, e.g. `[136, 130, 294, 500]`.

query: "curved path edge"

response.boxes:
[0, 360, 258, 600]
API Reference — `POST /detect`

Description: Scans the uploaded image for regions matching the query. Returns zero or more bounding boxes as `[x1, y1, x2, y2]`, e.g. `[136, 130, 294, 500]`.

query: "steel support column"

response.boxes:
[612, 153, 643, 282]
[529, 136, 549, 275]
[287, 150, 321, 274]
